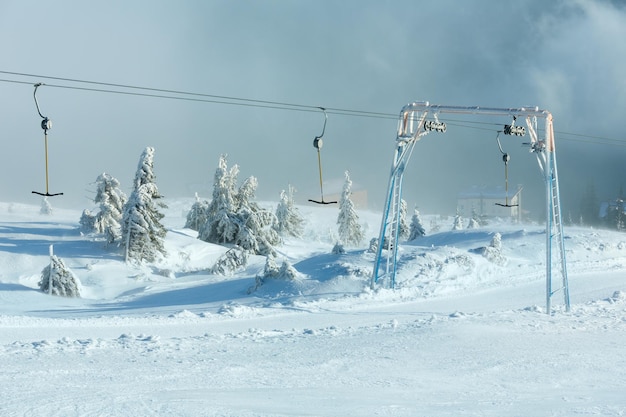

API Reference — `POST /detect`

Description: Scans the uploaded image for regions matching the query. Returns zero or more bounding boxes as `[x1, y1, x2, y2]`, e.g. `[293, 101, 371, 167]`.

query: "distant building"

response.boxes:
[324, 189, 368, 209]
[457, 185, 522, 221]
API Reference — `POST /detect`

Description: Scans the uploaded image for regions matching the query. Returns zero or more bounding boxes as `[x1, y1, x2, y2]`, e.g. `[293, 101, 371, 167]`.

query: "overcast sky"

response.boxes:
[1, 0, 626, 218]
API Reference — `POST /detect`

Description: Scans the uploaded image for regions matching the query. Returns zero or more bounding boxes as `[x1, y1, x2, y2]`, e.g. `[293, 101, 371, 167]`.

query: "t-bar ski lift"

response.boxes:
[308, 107, 337, 205]
[32, 83, 63, 197]
[494, 129, 518, 208]
[371, 101, 570, 314]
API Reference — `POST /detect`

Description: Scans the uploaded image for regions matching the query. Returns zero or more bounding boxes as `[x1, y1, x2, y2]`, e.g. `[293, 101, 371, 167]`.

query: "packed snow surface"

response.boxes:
[1, 199, 625, 416]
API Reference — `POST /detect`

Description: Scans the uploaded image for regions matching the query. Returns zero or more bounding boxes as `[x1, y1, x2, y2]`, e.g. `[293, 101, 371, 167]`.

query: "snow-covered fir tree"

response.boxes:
[607, 198, 625, 231]
[467, 208, 481, 229]
[332, 242, 346, 254]
[79, 209, 97, 234]
[408, 208, 426, 240]
[39, 253, 81, 297]
[490, 232, 502, 250]
[234, 176, 281, 255]
[452, 210, 464, 231]
[80, 173, 126, 243]
[249, 254, 299, 293]
[94, 173, 127, 243]
[275, 185, 304, 238]
[198, 155, 238, 244]
[482, 232, 506, 265]
[399, 199, 410, 240]
[185, 192, 210, 231]
[337, 171, 364, 246]
[198, 155, 280, 256]
[40, 197, 52, 215]
[121, 147, 167, 263]
[262, 253, 280, 278]
[430, 218, 440, 233]
[210, 246, 249, 276]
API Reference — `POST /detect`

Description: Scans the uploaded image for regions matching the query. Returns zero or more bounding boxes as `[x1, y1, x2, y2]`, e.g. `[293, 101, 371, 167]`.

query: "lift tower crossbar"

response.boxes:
[371, 101, 570, 314]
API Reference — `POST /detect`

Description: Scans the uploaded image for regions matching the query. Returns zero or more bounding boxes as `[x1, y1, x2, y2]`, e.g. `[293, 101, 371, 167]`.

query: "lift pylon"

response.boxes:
[371, 101, 569, 314]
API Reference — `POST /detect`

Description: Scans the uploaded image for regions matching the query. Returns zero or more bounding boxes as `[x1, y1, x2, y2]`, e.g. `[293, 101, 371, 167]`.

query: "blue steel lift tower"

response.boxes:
[371, 102, 570, 314]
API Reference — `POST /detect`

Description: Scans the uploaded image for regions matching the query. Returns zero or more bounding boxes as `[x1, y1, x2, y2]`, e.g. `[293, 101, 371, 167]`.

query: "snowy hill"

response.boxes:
[1, 199, 625, 416]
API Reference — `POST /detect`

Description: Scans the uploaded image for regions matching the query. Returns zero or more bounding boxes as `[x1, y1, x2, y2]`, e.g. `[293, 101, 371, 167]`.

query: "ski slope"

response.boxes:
[1, 199, 625, 416]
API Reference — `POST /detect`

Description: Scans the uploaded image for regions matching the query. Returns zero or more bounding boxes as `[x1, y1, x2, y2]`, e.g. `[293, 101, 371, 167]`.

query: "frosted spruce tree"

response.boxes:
[93, 173, 127, 243]
[399, 199, 410, 240]
[482, 232, 506, 265]
[408, 208, 426, 240]
[337, 170, 364, 246]
[39, 251, 81, 297]
[607, 198, 625, 231]
[275, 184, 304, 238]
[79, 209, 97, 234]
[233, 175, 280, 256]
[210, 246, 248, 276]
[467, 208, 481, 229]
[467, 217, 480, 229]
[198, 155, 280, 256]
[198, 155, 238, 244]
[121, 147, 167, 263]
[40, 197, 52, 215]
[452, 209, 464, 231]
[249, 254, 299, 293]
[185, 192, 210, 231]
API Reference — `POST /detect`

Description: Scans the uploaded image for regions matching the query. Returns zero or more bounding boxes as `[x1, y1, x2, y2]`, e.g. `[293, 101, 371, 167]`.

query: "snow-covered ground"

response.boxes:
[1, 199, 625, 416]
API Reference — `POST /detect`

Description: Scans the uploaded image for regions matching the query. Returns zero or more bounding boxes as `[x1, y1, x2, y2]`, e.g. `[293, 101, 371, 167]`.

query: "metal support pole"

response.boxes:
[44, 132, 50, 195]
[545, 163, 553, 313]
[32, 83, 63, 197]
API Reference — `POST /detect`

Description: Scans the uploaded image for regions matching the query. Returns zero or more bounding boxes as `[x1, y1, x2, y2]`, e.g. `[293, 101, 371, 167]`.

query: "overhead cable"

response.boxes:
[1, 70, 625, 146]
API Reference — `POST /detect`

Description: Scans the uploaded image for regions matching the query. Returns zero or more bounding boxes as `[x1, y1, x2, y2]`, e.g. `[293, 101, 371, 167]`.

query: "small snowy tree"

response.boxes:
[429, 218, 440, 233]
[399, 199, 410, 240]
[467, 207, 484, 229]
[275, 185, 304, 238]
[262, 253, 280, 277]
[185, 192, 210, 231]
[198, 155, 239, 244]
[40, 197, 52, 215]
[93, 173, 127, 243]
[79, 209, 97, 234]
[39, 252, 81, 297]
[121, 147, 167, 263]
[408, 208, 426, 240]
[452, 210, 464, 231]
[79, 174, 125, 238]
[199, 155, 280, 256]
[607, 198, 625, 231]
[332, 242, 346, 254]
[337, 171, 364, 246]
[481, 232, 506, 265]
[210, 246, 249, 275]
[490, 232, 502, 250]
[234, 176, 280, 256]
[249, 255, 299, 293]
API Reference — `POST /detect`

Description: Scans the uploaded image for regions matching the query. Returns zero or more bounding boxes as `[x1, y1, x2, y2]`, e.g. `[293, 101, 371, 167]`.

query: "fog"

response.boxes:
[1, 0, 625, 219]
